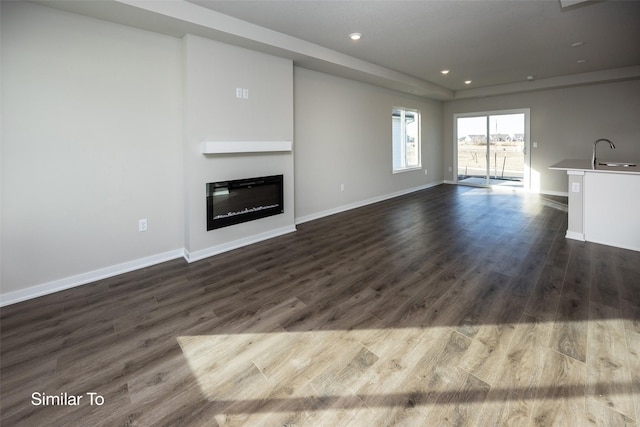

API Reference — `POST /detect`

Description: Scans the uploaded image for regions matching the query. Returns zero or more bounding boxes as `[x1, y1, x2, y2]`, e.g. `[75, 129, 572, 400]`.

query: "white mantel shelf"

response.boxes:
[201, 141, 292, 154]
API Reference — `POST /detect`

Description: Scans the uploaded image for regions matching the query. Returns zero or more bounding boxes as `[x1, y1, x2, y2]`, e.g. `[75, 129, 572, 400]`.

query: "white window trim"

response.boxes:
[392, 107, 422, 174]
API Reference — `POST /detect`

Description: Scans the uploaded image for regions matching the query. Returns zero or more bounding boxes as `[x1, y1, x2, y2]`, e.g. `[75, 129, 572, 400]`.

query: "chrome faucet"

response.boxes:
[592, 138, 615, 167]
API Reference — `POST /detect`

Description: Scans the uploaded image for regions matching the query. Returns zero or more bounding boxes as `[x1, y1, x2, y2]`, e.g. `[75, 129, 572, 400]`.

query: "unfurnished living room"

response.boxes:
[1, 1, 639, 426]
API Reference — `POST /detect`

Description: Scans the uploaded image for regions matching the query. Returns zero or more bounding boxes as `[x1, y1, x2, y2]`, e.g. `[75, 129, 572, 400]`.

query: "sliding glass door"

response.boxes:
[455, 109, 530, 189]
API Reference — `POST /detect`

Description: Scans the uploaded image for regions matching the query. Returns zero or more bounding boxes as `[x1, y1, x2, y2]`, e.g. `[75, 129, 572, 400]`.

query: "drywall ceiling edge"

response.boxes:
[453, 66, 640, 99]
[27, 0, 638, 101]
[32, 0, 453, 100]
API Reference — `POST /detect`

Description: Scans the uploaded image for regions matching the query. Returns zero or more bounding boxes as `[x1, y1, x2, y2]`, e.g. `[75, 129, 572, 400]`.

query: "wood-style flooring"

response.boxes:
[1, 184, 639, 426]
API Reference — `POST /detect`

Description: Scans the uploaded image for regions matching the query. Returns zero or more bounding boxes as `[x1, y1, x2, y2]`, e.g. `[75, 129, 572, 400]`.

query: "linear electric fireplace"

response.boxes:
[206, 175, 284, 231]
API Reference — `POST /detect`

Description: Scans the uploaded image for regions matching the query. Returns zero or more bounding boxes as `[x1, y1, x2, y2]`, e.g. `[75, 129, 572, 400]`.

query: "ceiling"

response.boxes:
[36, 0, 640, 100]
[188, 0, 640, 91]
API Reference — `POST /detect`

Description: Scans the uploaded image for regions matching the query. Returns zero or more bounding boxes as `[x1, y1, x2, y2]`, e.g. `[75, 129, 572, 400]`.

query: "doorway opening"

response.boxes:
[455, 109, 530, 190]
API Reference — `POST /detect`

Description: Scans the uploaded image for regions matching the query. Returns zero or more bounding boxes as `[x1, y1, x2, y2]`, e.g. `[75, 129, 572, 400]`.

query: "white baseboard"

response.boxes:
[0, 249, 184, 307]
[2, 224, 299, 306]
[444, 180, 568, 198]
[539, 189, 569, 197]
[1, 181, 449, 306]
[295, 180, 444, 225]
[183, 225, 297, 263]
[565, 230, 585, 241]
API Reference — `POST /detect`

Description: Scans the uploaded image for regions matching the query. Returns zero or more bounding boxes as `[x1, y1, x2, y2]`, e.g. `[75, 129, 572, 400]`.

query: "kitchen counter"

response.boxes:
[549, 158, 640, 174]
[549, 159, 640, 252]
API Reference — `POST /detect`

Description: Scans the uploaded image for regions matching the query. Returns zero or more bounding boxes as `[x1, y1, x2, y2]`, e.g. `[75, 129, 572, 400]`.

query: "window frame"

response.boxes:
[392, 107, 422, 174]
[453, 108, 531, 190]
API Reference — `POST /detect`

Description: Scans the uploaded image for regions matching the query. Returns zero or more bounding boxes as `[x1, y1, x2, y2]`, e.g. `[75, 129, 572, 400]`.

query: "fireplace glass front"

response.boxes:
[206, 175, 284, 230]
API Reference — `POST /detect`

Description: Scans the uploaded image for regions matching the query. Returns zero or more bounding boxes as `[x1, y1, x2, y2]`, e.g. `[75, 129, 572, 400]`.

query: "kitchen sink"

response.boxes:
[598, 162, 637, 167]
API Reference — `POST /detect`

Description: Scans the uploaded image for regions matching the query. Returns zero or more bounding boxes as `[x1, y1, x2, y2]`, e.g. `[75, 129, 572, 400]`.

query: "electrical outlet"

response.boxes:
[138, 218, 148, 232]
[571, 183, 580, 193]
[235, 88, 243, 98]
[424, 169, 428, 175]
[242, 88, 249, 99]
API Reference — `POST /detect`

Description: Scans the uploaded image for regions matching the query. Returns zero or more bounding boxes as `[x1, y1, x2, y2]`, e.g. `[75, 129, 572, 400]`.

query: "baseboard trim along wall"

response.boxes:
[539, 189, 569, 197]
[2, 223, 299, 306]
[443, 180, 569, 198]
[5, 179, 566, 306]
[295, 181, 444, 225]
[565, 230, 586, 241]
[183, 225, 297, 263]
[0, 249, 184, 307]
[2, 183, 439, 306]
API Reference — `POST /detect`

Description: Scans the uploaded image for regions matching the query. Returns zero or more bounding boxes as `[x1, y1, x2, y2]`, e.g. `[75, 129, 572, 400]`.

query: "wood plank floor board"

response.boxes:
[371, 270, 461, 331]
[617, 258, 640, 334]
[585, 397, 638, 427]
[353, 328, 442, 401]
[425, 372, 491, 427]
[562, 241, 591, 294]
[524, 264, 565, 322]
[590, 245, 623, 309]
[0, 302, 65, 343]
[2, 184, 639, 426]
[456, 281, 530, 385]
[551, 297, 589, 363]
[474, 314, 553, 426]
[625, 330, 640, 424]
[587, 302, 637, 420]
[549, 241, 590, 362]
[621, 299, 640, 336]
[453, 270, 512, 339]
[529, 349, 588, 427]
[0, 359, 58, 422]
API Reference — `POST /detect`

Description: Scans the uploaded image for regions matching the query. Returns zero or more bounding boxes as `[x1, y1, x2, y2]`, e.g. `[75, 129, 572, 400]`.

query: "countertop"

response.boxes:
[549, 159, 640, 175]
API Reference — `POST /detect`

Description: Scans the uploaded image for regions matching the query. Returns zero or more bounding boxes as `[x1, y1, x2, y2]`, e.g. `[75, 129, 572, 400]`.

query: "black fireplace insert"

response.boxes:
[206, 175, 284, 230]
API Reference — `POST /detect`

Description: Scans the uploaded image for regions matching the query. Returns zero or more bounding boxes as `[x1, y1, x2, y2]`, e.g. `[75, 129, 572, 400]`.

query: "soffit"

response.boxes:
[31, 0, 640, 99]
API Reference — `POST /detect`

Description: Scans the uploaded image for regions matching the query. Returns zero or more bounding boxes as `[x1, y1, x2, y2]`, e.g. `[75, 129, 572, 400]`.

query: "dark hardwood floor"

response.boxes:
[1, 184, 639, 426]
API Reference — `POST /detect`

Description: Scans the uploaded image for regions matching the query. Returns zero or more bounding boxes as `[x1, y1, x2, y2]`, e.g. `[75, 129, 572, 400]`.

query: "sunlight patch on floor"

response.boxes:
[176, 323, 636, 425]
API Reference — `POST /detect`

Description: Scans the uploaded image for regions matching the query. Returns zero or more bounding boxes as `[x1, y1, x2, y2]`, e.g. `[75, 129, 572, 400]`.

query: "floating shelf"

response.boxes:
[201, 141, 292, 154]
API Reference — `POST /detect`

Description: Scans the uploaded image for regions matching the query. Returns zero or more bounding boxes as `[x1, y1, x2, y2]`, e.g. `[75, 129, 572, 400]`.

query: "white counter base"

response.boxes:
[584, 172, 640, 251]
[565, 230, 585, 241]
[550, 159, 640, 252]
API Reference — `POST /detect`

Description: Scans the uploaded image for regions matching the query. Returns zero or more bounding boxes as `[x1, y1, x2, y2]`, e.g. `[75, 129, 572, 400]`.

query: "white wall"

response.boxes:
[1, 2, 184, 299]
[443, 80, 640, 194]
[183, 35, 295, 260]
[12, 2, 636, 304]
[294, 67, 443, 222]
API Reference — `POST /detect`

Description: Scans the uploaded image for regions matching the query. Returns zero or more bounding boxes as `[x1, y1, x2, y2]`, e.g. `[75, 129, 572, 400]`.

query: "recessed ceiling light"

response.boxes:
[577, 59, 588, 64]
[571, 42, 585, 47]
[440, 69, 450, 75]
[349, 33, 362, 41]
[527, 75, 535, 81]
[464, 80, 472, 85]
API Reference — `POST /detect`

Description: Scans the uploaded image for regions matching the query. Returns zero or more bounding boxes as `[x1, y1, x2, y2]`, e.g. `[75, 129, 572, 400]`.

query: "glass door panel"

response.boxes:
[489, 113, 525, 185]
[456, 116, 488, 185]
[456, 110, 528, 189]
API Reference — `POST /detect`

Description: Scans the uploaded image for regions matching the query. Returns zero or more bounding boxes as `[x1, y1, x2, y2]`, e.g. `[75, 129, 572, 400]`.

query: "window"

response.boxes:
[392, 107, 421, 173]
